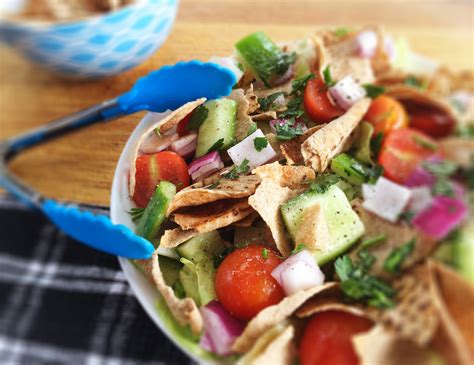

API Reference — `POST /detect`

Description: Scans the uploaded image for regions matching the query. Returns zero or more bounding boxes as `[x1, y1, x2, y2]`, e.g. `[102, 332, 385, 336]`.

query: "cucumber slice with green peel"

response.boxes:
[175, 231, 225, 264]
[330, 153, 370, 185]
[179, 258, 201, 306]
[136, 181, 176, 241]
[195, 99, 237, 157]
[196, 260, 217, 306]
[159, 255, 183, 286]
[281, 184, 365, 265]
[235, 31, 295, 87]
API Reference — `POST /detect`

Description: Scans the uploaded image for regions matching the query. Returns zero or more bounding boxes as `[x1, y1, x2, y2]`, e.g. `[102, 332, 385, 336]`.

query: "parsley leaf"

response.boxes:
[333, 27, 350, 37]
[258, 92, 284, 111]
[404, 75, 424, 89]
[129, 207, 145, 223]
[275, 118, 305, 141]
[291, 244, 306, 255]
[223, 159, 250, 179]
[187, 105, 209, 130]
[262, 248, 269, 259]
[207, 138, 224, 153]
[309, 173, 340, 194]
[361, 234, 387, 248]
[363, 84, 385, 99]
[423, 160, 458, 197]
[253, 136, 268, 151]
[335, 250, 395, 309]
[323, 66, 336, 87]
[383, 239, 416, 274]
[278, 74, 314, 119]
[291, 74, 315, 95]
[371, 132, 384, 158]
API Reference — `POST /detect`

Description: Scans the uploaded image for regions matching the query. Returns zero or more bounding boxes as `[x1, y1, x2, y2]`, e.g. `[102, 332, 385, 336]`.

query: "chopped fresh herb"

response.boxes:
[279, 74, 314, 119]
[400, 211, 416, 223]
[363, 84, 385, 99]
[258, 92, 284, 111]
[253, 136, 268, 151]
[413, 135, 437, 151]
[291, 74, 315, 96]
[207, 180, 221, 189]
[129, 207, 145, 223]
[333, 27, 350, 37]
[404, 75, 424, 88]
[361, 234, 387, 248]
[367, 164, 384, 184]
[275, 118, 305, 141]
[207, 138, 224, 153]
[187, 105, 209, 131]
[291, 244, 306, 255]
[262, 248, 269, 259]
[432, 179, 455, 197]
[335, 250, 395, 308]
[371, 132, 384, 158]
[223, 159, 250, 179]
[310, 173, 340, 194]
[423, 160, 458, 197]
[383, 239, 416, 274]
[323, 66, 336, 87]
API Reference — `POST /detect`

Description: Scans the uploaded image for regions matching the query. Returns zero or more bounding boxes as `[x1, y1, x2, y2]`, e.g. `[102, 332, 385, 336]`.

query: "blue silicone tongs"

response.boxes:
[0, 61, 236, 259]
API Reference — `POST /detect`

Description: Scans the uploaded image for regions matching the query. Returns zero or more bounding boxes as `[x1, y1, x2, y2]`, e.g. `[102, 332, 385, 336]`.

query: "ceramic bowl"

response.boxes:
[0, 0, 178, 77]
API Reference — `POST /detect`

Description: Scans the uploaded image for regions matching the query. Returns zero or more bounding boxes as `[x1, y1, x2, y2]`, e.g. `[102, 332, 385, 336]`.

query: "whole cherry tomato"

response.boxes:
[364, 95, 408, 137]
[304, 77, 344, 123]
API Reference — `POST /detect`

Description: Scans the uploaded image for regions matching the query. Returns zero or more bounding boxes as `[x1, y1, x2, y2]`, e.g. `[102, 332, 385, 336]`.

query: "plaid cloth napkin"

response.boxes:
[0, 196, 194, 365]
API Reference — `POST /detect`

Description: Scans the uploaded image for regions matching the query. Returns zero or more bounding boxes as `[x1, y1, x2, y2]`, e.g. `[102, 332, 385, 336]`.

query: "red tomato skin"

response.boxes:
[215, 245, 284, 320]
[299, 311, 373, 365]
[304, 78, 344, 124]
[378, 128, 439, 184]
[176, 113, 193, 137]
[409, 110, 455, 138]
[364, 95, 408, 137]
[132, 151, 190, 208]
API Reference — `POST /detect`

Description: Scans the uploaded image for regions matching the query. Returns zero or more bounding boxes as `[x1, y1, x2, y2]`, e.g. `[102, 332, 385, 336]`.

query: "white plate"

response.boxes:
[110, 111, 215, 365]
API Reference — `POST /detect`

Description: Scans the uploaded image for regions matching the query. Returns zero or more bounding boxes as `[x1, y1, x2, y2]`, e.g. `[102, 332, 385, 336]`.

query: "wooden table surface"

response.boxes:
[1, 0, 473, 207]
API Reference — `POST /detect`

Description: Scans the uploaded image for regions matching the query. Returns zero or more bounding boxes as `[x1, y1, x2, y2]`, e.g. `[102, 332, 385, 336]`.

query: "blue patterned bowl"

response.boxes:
[0, 0, 178, 77]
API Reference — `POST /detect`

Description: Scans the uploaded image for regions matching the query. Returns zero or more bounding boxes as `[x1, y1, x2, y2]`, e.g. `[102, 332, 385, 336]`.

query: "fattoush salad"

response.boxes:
[126, 27, 474, 365]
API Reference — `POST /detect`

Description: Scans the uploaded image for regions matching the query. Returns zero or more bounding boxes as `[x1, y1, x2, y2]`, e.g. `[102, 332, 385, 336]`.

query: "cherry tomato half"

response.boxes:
[299, 311, 373, 365]
[132, 151, 190, 208]
[304, 77, 344, 124]
[215, 245, 284, 320]
[176, 112, 193, 137]
[404, 102, 455, 138]
[378, 128, 439, 184]
[364, 95, 408, 137]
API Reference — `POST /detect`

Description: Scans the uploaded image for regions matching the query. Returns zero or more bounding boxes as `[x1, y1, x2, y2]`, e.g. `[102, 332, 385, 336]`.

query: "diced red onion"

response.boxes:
[405, 165, 437, 188]
[209, 56, 243, 82]
[188, 151, 220, 175]
[191, 159, 224, 182]
[139, 132, 178, 155]
[170, 133, 197, 158]
[227, 129, 277, 169]
[412, 196, 468, 240]
[356, 30, 378, 58]
[200, 301, 245, 356]
[362, 177, 412, 223]
[271, 250, 325, 296]
[270, 65, 294, 86]
[269, 119, 308, 134]
[328, 76, 367, 111]
[199, 331, 215, 353]
[407, 186, 433, 215]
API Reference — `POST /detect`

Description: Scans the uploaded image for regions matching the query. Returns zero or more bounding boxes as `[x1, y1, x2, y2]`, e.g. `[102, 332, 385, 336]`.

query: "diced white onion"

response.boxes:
[139, 132, 178, 154]
[227, 129, 277, 169]
[407, 186, 433, 215]
[271, 250, 325, 296]
[209, 56, 244, 82]
[328, 75, 367, 111]
[362, 177, 412, 223]
[356, 30, 378, 58]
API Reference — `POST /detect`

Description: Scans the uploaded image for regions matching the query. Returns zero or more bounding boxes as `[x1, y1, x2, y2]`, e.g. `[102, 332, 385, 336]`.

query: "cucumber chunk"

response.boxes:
[195, 99, 237, 157]
[136, 181, 176, 241]
[159, 255, 183, 286]
[330, 153, 369, 185]
[179, 258, 201, 306]
[281, 184, 365, 265]
[176, 231, 225, 264]
[235, 31, 295, 86]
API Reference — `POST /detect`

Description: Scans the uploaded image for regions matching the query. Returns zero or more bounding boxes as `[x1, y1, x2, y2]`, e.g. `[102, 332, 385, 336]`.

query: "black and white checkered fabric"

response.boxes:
[0, 197, 194, 365]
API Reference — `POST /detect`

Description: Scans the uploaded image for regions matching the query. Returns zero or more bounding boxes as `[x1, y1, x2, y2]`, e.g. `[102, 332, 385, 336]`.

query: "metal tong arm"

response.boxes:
[0, 98, 122, 208]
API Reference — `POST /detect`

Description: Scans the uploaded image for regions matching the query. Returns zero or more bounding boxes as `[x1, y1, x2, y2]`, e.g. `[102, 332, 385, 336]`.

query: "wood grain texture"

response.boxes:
[0, 0, 473, 206]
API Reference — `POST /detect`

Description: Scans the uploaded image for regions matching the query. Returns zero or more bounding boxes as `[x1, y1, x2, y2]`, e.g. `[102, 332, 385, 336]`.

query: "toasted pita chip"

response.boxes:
[232, 282, 338, 353]
[428, 66, 474, 96]
[252, 162, 315, 189]
[351, 200, 438, 278]
[301, 98, 371, 172]
[227, 89, 256, 142]
[372, 264, 439, 346]
[429, 261, 474, 365]
[280, 125, 325, 165]
[148, 251, 203, 335]
[248, 179, 303, 257]
[353, 325, 442, 365]
[241, 325, 296, 365]
[173, 198, 254, 232]
[439, 138, 474, 168]
[168, 175, 261, 214]
[245, 84, 260, 114]
[159, 227, 200, 248]
[129, 99, 206, 197]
